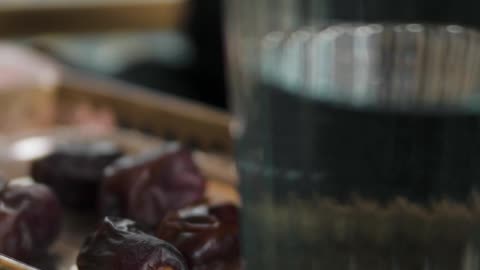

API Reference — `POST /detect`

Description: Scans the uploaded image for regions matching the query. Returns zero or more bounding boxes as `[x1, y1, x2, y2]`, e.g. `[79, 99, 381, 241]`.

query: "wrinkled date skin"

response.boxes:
[31, 142, 123, 210]
[100, 145, 206, 228]
[157, 204, 240, 270]
[77, 217, 188, 270]
[0, 180, 62, 260]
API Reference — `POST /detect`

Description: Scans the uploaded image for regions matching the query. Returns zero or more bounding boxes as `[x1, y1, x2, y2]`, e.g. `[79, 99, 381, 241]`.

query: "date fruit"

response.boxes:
[100, 144, 206, 228]
[0, 179, 62, 260]
[31, 141, 123, 209]
[77, 216, 188, 270]
[157, 204, 240, 270]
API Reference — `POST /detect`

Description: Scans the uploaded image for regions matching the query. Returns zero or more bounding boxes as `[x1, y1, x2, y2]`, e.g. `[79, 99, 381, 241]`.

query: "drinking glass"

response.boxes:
[226, 1, 480, 269]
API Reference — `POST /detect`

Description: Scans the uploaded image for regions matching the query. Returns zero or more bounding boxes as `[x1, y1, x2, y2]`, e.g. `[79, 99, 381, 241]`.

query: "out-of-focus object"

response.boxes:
[0, 128, 238, 187]
[0, 43, 58, 133]
[28, 32, 194, 75]
[0, 177, 62, 260]
[25, 0, 228, 110]
[0, 0, 188, 36]
[0, 43, 232, 153]
[58, 67, 232, 153]
[226, 0, 480, 269]
[31, 141, 124, 210]
[0, 254, 38, 270]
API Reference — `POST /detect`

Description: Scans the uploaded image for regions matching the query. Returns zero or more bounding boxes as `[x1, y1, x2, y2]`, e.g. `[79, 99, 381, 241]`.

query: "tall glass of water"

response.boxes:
[226, 0, 480, 269]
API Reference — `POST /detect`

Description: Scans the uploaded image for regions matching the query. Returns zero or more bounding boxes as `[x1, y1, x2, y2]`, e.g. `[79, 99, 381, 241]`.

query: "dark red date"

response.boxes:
[31, 142, 123, 210]
[157, 204, 240, 270]
[0, 179, 62, 260]
[77, 216, 188, 270]
[100, 144, 206, 228]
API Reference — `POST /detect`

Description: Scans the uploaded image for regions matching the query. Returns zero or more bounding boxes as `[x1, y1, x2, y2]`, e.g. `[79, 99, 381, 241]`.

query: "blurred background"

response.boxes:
[2, 0, 227, 109]
[0, 3, 238, 270]
[0, 0, 234, 175]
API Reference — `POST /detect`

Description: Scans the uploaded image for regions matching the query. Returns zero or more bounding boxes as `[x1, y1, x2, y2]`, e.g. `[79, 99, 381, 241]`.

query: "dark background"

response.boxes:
[115, 0, 227, 109]
[114, 0, 480, 110]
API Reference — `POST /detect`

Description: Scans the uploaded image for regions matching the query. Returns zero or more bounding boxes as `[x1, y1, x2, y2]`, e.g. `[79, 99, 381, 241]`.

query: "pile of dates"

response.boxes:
[18, 141, 239, 270]
[78, 204, 240, 270]
[31, 142, 205, 225]
[0, 178, 62, 260]
[77, 144, 241, 269]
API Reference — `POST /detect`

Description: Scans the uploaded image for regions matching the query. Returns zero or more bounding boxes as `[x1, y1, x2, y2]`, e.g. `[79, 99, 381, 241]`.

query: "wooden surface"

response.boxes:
[0, 0, 188, 37]
[58, 68, 233, 154]
[0, 256, 37, 270]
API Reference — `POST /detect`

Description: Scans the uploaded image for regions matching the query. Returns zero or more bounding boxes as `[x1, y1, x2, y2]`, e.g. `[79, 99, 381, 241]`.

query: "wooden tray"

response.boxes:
[58, 68, 233, 154]
[0, 0, 188, 37]
[0, 43, 233, 154]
